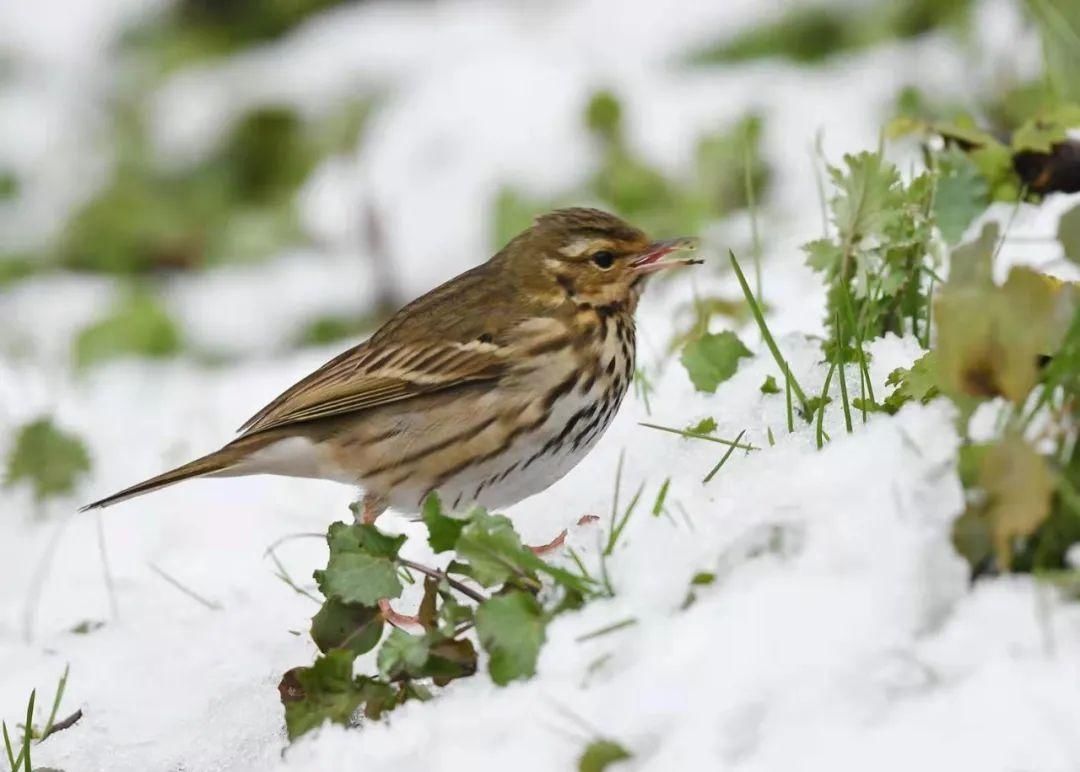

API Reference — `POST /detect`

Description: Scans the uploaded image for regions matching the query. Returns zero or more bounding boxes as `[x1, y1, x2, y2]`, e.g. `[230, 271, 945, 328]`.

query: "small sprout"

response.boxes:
[579, 739, 632, 772]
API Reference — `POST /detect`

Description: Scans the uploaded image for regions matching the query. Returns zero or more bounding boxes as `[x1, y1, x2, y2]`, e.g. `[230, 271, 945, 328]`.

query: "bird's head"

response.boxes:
[497, 207, 700, 309]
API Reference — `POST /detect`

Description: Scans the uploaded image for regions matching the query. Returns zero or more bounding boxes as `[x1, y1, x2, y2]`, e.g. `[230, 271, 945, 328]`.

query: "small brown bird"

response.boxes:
[82, 208, 698, 530]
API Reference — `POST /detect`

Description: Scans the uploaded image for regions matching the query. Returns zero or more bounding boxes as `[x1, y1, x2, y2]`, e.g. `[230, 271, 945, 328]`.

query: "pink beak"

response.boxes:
[630, 237, 701, 275]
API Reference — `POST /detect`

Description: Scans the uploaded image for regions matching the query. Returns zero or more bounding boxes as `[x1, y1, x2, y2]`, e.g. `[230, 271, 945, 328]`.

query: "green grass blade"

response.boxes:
[835, 314, 853, 433]
[40, 665, 68, 741]
[3, 721, 16, 771]
[729, 250, 809, 411]
[22, 690, 34, 772]
[744, 130, 763, 304]
[651, 478, 671, 517]
[816, 362, 837, 450]
[639, 422, 758, 451]
[784, 362, 794, 432]
[703, 429, 747, 483]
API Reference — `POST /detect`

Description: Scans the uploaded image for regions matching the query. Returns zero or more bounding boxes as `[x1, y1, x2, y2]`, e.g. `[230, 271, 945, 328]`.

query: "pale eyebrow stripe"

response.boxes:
[559, 238, 612, 258]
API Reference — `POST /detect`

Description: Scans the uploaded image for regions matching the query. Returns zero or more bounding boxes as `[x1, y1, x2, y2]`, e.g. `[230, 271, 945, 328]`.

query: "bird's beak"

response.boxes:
[630, 237, 702, 275]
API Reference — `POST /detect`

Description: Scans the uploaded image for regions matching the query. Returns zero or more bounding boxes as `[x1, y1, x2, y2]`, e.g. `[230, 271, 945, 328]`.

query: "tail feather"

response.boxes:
[80, 446, 240, 511]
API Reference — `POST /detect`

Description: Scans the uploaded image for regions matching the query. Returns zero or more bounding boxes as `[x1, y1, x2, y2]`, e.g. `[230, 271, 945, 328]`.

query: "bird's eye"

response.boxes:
[591, 251, 616, 269]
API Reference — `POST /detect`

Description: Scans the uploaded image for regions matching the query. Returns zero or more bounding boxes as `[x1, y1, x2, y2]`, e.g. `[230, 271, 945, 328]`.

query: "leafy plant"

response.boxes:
[280, 496, 596, 740]
[687, 0, 972, 66]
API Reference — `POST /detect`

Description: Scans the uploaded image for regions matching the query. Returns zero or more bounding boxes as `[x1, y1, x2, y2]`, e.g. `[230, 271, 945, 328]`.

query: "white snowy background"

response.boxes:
[3, 0, 1080, 770]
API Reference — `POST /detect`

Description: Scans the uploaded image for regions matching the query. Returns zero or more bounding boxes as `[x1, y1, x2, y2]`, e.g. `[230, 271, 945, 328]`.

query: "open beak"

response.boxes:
[630, 236, 702, 275]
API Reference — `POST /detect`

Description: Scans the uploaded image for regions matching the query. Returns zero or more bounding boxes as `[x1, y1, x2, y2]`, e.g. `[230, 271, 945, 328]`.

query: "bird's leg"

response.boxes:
[528, 529, 567, 556]
[352, 493, 420, 628]
[527, 515, 599, 556]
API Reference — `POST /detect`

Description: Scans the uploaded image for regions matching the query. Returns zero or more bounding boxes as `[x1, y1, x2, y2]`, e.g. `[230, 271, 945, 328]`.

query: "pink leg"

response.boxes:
[528, 529, 567, 556]
[357, 494, 419, 628]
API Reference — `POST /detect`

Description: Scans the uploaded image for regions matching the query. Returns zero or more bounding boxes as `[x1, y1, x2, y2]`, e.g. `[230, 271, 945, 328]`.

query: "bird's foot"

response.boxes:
[528, 529, 568, 556]
[378, 598, 421, 629]
[527, 516, 600, 557]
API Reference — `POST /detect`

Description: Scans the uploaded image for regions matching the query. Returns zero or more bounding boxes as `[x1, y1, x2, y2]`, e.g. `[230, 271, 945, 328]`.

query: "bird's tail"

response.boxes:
[79, 435, 269, 511]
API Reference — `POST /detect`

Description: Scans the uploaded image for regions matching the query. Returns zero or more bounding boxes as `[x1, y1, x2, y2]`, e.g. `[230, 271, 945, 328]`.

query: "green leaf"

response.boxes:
[935, 266, 1059, 403]
[684, 417, 717, 435]
[1059, 203, 1080, 265]
[454, 511, 532, 587]
[280, 650, 365, 740]
[310, 598, 384, 657]
[74, 291, 182, 368]
[377, 629, 431, 679]
[803, 238, 842, 274]
[828, 151, 901, 241]
[579, 739, 633, 772]
[948, 222, 998, 287]
[4, 418, 91, 502]
[475, 591, 546, 685]
[421, 493, 468, 554]
[882, 352, 941, 413]
[934, 147, 988, 245]
[327, 520, 407, 559]
[1011, 105, 1080, 154]
[680, 331, 752, 393]
[315, 522, 404, 605]
[968, 435, 1056, 569]
[759, 375, 780, 394]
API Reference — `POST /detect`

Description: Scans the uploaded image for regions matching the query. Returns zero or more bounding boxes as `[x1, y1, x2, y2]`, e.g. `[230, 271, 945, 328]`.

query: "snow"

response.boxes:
[3, 0, 1080, 770]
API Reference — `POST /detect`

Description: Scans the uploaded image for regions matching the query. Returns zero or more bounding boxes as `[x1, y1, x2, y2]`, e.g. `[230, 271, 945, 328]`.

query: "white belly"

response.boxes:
[428, 370, 629, 512]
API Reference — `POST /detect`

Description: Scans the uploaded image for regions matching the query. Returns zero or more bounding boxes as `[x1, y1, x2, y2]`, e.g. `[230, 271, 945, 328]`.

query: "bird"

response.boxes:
[82, 208, 699, 535]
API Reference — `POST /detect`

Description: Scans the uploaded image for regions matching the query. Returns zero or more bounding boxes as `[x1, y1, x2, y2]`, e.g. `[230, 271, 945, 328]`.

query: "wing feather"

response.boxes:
[238, 340, 506, 435]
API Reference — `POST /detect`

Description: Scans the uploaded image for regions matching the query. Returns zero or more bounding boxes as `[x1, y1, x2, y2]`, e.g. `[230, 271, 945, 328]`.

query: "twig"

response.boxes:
[396, 558, 488, 604]
[38, 710, 82, 742]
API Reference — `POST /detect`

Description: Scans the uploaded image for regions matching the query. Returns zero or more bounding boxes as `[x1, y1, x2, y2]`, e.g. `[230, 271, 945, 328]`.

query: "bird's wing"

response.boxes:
[237, 338, 507, 435]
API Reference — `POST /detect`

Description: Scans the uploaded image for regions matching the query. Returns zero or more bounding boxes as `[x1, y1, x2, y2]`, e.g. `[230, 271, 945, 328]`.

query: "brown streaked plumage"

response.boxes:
[81, 208, 699, 520]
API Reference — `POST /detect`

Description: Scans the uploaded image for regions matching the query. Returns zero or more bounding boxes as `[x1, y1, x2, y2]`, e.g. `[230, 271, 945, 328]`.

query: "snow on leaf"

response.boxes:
[680, 331, 752, 393]
[882, 352, 941, 413]
[4, 417, 91, 502]
[475, 591, 546, 685]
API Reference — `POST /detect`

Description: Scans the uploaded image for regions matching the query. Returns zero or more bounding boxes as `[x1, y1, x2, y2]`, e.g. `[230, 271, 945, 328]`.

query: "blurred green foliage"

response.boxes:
[4, 417, 92, 503]
[0, 169, 17, 200]
[1030, 0, 1080, 104]
[127, 0, 355, 72]
[688, 0, 972, 66]
[493, 90, 769, 247]
[57, 100, 371, 276]
[74, 290, 183, 368]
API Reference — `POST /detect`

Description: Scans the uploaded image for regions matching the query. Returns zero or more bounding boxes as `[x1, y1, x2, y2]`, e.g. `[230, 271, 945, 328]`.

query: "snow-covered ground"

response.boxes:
[3, 0, 1080, 770]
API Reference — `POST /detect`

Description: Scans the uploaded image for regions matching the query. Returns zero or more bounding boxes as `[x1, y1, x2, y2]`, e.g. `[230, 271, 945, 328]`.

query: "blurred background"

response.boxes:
[0, 0, 1054, 377]
[0, 0, 1077, 766]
